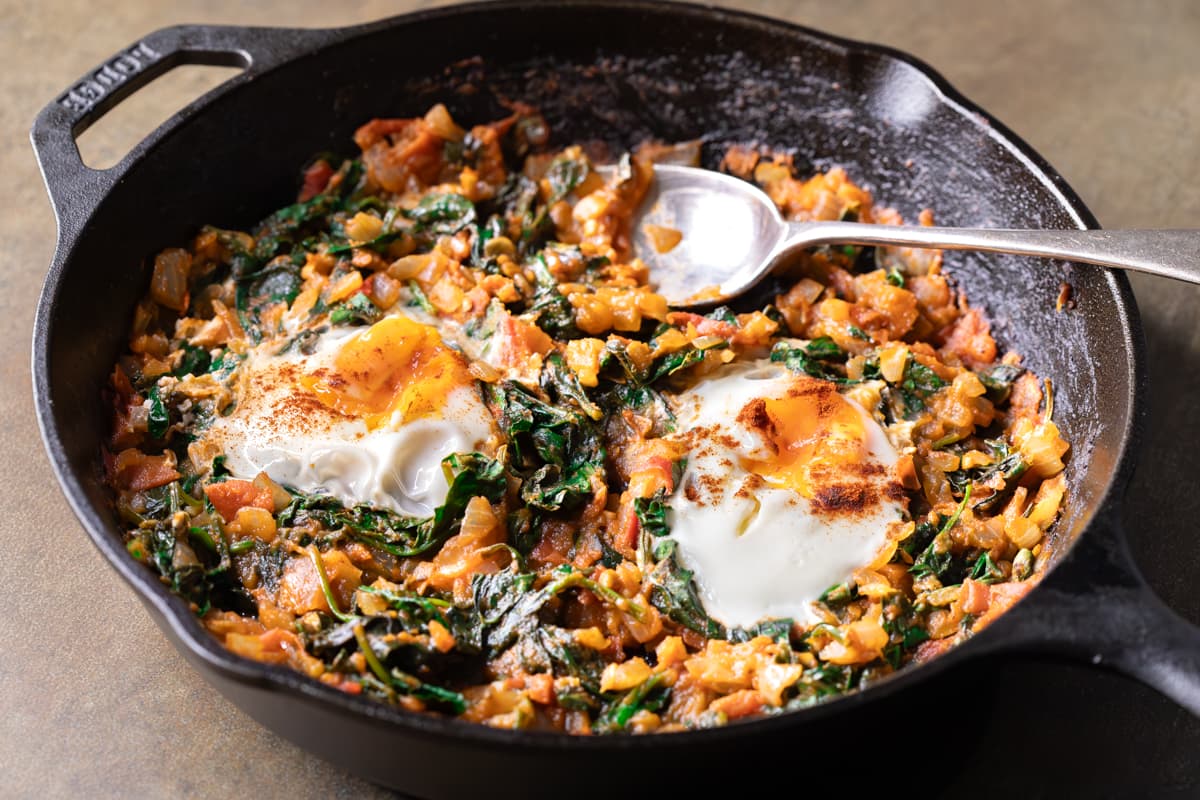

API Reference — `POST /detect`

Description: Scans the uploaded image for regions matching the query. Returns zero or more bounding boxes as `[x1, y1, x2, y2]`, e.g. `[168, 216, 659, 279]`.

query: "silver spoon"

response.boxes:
[627, 164, 1200, 307]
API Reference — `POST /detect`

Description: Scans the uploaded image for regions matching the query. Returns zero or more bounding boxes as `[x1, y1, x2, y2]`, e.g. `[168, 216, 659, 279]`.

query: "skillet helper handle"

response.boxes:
[30, 24, 330, 237]
[988, 511, 1200, 715]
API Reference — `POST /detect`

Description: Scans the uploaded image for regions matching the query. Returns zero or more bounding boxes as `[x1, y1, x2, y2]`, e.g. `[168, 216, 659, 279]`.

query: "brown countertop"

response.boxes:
[4, 1, 1198, 796]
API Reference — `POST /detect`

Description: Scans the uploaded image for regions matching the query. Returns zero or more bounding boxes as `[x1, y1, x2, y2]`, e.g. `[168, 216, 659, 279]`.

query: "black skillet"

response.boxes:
[30, 2, 1200, 796]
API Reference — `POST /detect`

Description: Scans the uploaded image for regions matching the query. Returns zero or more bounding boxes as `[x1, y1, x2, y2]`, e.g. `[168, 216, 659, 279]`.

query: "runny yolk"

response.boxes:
[737, 377, 871, 499]
[302, 315, 473, 429]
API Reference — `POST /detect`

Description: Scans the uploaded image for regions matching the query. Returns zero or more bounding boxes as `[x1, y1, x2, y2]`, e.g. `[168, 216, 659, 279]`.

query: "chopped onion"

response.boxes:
[151, 248, 191, 312]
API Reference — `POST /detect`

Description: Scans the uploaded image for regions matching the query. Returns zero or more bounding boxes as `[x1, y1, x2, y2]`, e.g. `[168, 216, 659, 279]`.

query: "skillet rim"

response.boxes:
[30, 0, 1147, 753]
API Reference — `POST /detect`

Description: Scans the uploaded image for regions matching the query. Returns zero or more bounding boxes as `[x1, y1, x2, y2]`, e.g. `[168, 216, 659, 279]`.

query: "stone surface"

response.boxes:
[3, 0, 1198, 797]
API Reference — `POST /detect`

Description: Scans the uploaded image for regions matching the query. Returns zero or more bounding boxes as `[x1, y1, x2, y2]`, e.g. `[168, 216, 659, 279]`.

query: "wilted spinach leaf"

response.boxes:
[406, 192, 476, 235]
[147, 385, 169, 439]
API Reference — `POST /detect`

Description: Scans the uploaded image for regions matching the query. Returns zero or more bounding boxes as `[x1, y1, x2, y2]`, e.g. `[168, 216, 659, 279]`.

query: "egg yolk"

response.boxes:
[303, 315, 475, 429]
[737, 377, 872, 501]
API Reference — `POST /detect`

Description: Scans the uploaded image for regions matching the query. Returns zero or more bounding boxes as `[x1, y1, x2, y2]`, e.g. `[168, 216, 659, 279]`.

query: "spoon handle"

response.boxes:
[782, 223, 1200, 285]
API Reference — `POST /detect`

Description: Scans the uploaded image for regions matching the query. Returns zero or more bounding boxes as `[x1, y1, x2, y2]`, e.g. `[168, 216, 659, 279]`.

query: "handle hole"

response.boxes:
[76, 64, 243, 170]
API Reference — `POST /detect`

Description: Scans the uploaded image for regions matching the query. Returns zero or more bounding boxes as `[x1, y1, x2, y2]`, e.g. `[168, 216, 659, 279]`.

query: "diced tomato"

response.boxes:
[298, 159, 334, 202]
[111, 364, 134, 399]
[665, 311, 737, 340]
[111, 449, 180, 491]
[529, 519, 577, 568]
[205, 479, 274, 522]
[494, 313, 554, 367]
[276, 550, 363, 615]
[972, 581, 1034, 632]
[524, 673, 555, 705]
[709, 689, 766, 720]
[465, 115, 517, 198]
[354, 117, 445, 191]
[959, 578, 991, 616]
[626, 452, 676, 498]
[337, 679, 363, 695]
[938, 307, 997, 368]
[914, 637, 955, 663]
[612, 495, 641, 553]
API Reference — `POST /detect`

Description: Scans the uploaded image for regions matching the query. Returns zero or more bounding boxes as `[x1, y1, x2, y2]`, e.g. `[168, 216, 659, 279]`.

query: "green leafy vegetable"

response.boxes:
[545, 154, 588, 203]
[405, 192, 476, 235]
[147, 385, 170, 439]
[307, 545, 354, 622]
[770, 338, 853, 384]
[248, 263, 302, 307]
[882, 596, 929, 669]
[278, 452, 505, 559]
[647, 548, 724, 639]
[978, 364, 1023, 404]
[352, 623, 467, 714]
[910, 486, 971, 581]
[969, 552, 1004, 585]
[329, 292, 382, 326]
[541, 352, 603, 420]
[819, 581, 856, 607]
[493, 381, 604, 515]
[594, 672, 672, 733]
[328, 208, 400, 254]
[526, 250, 581, 339]
[173, 344, 212, 378]
[649, 336, 727, 382]
[946, 438, 1028, 511]
[407, 280, 435, 314]
[894, 356, 947, 417]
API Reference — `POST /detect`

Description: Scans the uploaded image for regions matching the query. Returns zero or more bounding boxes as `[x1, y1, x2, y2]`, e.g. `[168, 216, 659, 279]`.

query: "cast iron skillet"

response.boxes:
[30, 1, 1200, 796]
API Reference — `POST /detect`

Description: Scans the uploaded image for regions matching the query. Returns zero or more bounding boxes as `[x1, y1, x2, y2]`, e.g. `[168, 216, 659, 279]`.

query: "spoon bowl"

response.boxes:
[631, 164, 1200, 307]
[628, 165, 786, 304]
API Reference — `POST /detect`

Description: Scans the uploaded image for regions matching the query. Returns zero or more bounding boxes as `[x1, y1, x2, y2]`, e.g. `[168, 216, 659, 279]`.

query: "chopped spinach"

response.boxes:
[786, 663, 864, 707]
[173, 343, 212, 378]
[527, 250, 581, 339]
[329, 292, 382, 326]
[405, 192, 476, 235]
[247, 262, 302, 308]
[147, 384, 170, 439]
[882, 597, 929, 669]
[646, 548, 724, 639]
[278, 452, 505, 558]
[649, 337, 727, 382]
[770, 337, 853, 384]
[969, 552, 1004, 585]
[541, 352, 603, 421]
[594, 672, 672, 733]
[946, 438, 1028, 510]
[493, 381, 604, 515]
[545, 153, 589, 203]
[978, 363, 1023, 404]
[909, 487, 972, 582]
[819, 581, 857, 607]
[727, 618, 794, 645]
[894, 356, 947, 418]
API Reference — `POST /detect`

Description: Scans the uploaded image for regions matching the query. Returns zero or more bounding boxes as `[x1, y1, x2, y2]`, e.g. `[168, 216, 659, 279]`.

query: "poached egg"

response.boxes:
[200, 313, 496, 518]
[665, 361, 907, 627]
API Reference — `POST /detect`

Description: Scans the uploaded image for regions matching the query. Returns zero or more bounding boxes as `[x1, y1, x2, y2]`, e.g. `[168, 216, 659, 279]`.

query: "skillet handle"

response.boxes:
[985, 508, 1200, 715]
[30, 24, 334, 240]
